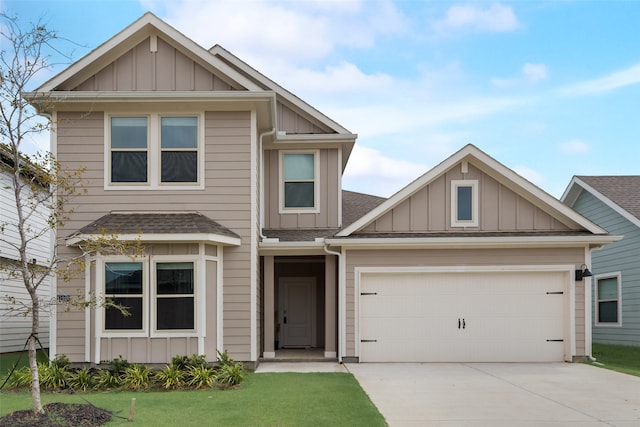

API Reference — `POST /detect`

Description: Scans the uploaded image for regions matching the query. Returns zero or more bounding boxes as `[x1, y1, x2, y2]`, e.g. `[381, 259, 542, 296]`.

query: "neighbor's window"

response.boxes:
[451, 180, 478, 227]
[596, 274, 621, 325]
[104, 262, 144, 330]
[155, 262, 195, 330]
[110, 117, 148, 183]
[282, 152, 317, 209]
[161, 117, 198, 183]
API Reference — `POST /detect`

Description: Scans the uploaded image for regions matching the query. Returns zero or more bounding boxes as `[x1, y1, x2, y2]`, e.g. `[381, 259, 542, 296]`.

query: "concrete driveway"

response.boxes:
[346, 363, 640, 427]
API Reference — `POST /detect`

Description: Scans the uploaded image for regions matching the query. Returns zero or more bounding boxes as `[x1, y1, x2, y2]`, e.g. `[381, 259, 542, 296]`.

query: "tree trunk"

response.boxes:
[28, 297, 44, 414]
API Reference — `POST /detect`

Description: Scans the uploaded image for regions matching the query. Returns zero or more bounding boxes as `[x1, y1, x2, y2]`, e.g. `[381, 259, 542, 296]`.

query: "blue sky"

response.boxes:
[3, 0, 639, 198]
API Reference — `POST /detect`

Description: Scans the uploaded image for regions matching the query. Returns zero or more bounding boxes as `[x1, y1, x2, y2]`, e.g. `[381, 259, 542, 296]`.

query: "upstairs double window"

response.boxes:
[108, 114, 202, 189]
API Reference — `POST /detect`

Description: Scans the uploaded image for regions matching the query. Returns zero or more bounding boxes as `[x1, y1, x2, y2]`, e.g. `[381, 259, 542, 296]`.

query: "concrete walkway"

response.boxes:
[345, 363, 640, 427]
[255, 362, 348, 373]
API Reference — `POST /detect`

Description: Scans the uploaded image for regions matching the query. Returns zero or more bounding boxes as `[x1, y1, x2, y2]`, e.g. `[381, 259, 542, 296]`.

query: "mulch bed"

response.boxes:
[0, 402, 112, 427]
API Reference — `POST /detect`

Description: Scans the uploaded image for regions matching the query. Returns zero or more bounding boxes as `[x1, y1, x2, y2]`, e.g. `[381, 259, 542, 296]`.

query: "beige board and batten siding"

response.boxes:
[263, 148, 341, 229]
[363, 163, 572, 233]
[73, 36, 239, 92]
[343, 247, 587, 358]
[54, 110, 254, 363]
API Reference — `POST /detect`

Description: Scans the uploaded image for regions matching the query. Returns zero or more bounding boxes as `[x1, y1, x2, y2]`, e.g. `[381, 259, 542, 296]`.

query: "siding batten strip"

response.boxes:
[250, 109, 258, 361]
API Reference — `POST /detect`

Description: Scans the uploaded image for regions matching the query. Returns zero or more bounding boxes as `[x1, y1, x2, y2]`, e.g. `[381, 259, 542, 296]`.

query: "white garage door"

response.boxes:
[359, 270, 568, 362]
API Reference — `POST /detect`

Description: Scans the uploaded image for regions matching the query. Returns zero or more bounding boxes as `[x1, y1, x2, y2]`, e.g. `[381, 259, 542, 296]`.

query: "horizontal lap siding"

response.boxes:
[573, 191, 640, 346]
[55, 111, 253, 362]
[344, 247, 586, 357]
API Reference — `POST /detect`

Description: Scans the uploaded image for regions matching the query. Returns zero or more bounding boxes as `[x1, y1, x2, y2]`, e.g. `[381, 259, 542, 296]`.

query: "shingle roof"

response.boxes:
[577, 176, 640, 221]
[75, 212, 240, 238]
[342, 190, 386, 227]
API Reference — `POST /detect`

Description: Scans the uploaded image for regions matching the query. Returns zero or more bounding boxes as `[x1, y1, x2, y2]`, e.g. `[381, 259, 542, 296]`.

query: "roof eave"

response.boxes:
[66, 232, 241, 247]
[326, 234, 622, 250]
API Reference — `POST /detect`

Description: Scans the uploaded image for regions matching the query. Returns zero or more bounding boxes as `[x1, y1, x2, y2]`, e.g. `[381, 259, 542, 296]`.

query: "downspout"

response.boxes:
[259, 127, 276, 240]
[323, 241, 343, 363]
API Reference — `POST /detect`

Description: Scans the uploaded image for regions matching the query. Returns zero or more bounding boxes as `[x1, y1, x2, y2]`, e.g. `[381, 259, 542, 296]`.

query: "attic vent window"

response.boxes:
[451, 180, 478, 227]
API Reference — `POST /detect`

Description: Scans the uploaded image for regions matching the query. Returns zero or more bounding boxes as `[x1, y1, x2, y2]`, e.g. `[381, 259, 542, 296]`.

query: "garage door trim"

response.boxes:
[354, 265, 575, 362]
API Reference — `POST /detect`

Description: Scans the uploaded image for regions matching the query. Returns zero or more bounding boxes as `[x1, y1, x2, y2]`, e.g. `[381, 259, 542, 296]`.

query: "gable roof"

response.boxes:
[338, 144, 607, 237]
[29, 12, 355, 144]
[562, 176, 640, 229]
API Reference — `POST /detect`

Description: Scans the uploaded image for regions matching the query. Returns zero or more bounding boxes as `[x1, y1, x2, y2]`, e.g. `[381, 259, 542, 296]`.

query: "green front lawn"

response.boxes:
[0, 371, 387, 426]
[592, 343, 640, 377]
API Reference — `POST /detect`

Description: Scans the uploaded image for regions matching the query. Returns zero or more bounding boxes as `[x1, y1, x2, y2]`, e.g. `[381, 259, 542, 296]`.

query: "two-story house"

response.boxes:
[563, 176, 640, 347]
[0, 148, 51, 353]
[26, 13, 618, 366]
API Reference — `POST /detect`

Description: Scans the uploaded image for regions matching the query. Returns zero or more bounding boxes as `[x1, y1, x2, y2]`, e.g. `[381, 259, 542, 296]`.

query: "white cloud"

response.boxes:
[435, 3, 519, 36]
[522, 63, 548, 83]
[558, 63, 640, 96]
[512, 165, 545, 187]
[492, 63, 548, 88]
[560, 139, 589, 154]
[343, 145, 429, 196]
[151, 0, 409, 67]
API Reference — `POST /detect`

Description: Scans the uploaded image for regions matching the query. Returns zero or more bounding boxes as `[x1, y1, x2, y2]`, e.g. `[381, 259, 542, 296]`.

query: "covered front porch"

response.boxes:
[260, 255, 338, 360]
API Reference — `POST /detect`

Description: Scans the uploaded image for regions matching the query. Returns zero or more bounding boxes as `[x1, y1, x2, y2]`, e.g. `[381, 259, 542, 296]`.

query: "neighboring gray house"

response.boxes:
[26, 13, 618, 366]
[0, 149, 51, 353]
[563, 176, 640, 346]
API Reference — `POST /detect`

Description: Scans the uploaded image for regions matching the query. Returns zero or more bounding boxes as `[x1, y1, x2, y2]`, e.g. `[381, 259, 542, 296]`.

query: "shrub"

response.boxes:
[39, 361, 68, 390]
[215, 361, 245, 389]
[6, 366, 32, 389]
[50, 354, 71, 369]
[121, 364, 152, 390]
[156, 364, 184, 390]
[106, 355, 131, 375]
[94, 368, 121, 390]
[186, 365, 215, 389]
[67, 367, 94, 391]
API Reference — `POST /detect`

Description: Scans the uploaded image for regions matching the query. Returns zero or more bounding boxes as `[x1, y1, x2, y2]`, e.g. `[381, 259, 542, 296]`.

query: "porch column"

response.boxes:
[263, 256, 275, 358]
[325, 255, 337, 358]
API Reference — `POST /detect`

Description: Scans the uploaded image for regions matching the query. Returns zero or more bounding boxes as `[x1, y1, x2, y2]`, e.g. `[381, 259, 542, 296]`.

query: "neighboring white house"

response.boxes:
[0, 150, 51, 353]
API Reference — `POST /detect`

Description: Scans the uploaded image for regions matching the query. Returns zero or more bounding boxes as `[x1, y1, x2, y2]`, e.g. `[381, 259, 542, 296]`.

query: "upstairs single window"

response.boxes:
[282, 152, 318, 210]
[161, 117, 198, 183]
[451, 180, 478, 227]
[111, 117, 148, 183]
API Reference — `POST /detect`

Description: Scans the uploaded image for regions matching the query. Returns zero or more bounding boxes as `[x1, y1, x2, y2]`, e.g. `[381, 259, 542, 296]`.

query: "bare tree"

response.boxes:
[0, 14, 141, 414]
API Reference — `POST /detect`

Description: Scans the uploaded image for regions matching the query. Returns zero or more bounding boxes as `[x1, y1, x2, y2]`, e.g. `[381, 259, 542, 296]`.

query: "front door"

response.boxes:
[279, 277, 316, 348]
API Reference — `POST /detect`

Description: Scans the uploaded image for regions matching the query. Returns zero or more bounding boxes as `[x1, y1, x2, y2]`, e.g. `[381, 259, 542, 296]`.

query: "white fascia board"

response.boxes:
[258, 241, 327, 256]
[337, 144, 607, 237]
[562, 177, 640, 229]
[326, 234, 622, 250]
[210, 45, 352, 135]
[25, 90, 275, 105]
[66, 233, 241, 247]
[35, 13, 262, 93]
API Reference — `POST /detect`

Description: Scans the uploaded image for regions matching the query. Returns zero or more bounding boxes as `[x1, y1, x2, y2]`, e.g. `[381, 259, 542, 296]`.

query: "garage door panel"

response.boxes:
[359, 271, 567, 362]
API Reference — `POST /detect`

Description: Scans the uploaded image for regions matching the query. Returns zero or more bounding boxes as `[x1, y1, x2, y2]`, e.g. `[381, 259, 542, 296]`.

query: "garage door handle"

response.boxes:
[458, 318, 461, 329]
[458, 318, 466, 329]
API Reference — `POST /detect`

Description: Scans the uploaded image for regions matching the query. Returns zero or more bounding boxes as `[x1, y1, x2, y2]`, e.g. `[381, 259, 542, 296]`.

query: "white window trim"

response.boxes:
[99, 256, 149, 338]
[279, 150, 320, 214]
[594, 272, 622, 327]
[451, 180, 479, 227]
[104, 112, 205, 190]
[151, 256, 199, 338]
